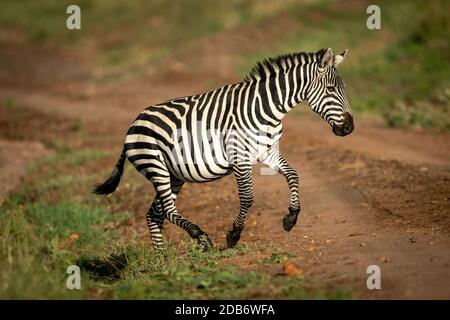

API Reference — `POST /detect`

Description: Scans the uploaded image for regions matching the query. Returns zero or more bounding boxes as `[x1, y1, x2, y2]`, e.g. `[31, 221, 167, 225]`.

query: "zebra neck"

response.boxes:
[257, 76, 304, 124]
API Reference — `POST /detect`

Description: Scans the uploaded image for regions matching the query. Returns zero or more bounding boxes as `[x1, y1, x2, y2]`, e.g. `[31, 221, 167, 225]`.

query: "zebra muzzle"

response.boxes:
[332, 112, 354, 136]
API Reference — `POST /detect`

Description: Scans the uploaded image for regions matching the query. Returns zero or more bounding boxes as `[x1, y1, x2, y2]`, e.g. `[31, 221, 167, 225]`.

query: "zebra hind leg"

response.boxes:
[146, 178, 186, 249]
[146, 197, 165, 249]
[152, 175, 213, 251]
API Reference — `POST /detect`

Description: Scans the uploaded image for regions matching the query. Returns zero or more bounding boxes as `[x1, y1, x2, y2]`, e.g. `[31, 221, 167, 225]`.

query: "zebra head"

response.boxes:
[306, 48, 354, 136]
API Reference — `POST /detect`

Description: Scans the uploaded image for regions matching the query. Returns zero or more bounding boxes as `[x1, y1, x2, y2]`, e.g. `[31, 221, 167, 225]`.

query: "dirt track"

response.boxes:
[0, 25, 449, 299]
[161, 114, 450, 299]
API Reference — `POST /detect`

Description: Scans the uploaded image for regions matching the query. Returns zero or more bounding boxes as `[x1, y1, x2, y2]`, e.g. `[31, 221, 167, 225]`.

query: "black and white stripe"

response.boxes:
[94, 48, 354, 249]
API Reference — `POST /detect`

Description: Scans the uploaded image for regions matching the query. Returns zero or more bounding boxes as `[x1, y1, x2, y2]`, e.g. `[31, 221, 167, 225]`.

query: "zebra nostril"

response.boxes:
[344, 122, 354, 134]
[341, 112, 354, 134]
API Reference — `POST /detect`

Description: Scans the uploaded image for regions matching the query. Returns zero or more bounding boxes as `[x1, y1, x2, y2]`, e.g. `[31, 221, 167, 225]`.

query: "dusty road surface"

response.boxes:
[0, 26, 449, 299]
[156, 113, 450, 299]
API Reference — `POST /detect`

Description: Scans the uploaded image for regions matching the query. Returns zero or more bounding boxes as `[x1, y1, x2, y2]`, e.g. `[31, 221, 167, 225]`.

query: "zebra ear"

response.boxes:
[333, 49, 348, 67]
[320, 48, 334, 68]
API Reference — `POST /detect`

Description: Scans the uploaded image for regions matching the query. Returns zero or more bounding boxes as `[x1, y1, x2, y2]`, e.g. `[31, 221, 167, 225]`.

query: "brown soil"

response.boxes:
[158, 115, 450, 299]
[0, 139, 47, 204]
[0, 16, 449, 299]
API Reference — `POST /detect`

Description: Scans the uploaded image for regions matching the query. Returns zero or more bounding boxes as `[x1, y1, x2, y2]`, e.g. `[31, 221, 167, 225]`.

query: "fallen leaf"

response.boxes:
[248, 219, 257, 227]
[283, 260, 304, 277]
[67, 232, 80, 248]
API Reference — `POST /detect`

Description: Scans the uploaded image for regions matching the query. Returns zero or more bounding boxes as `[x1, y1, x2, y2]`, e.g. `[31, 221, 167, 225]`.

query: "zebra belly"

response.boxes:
[162, 130, 233, 182]
[125, 127, 232, 183]
[167, 162, 232, 183]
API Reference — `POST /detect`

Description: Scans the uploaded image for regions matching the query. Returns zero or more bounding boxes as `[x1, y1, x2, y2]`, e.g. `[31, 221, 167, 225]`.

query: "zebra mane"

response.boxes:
[244, 48, 327, 82]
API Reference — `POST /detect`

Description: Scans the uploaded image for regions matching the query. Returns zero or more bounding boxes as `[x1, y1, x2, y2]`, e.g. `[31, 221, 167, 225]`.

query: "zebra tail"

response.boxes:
[93, 148, 126, 195]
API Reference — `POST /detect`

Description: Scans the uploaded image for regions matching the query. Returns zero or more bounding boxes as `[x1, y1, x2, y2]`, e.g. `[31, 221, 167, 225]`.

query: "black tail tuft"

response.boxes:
[93, 150, 126, 195]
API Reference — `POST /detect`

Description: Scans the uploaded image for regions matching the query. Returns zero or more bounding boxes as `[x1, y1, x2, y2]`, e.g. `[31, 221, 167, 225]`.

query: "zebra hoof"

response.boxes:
[226, 229, 241, 248]
[197, 234, 213, 251]
[283, 209, 300, 231]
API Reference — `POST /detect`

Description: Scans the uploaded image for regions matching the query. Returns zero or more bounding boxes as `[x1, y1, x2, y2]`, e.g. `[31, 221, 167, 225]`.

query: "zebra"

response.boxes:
[93, 48, 354, 250]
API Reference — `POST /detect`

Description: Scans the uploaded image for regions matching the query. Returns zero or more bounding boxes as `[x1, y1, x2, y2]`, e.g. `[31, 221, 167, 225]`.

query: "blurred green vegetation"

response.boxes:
[239, 0, 450, 130]
[1, 0, 447, 129]
[0, 0, 292, 68]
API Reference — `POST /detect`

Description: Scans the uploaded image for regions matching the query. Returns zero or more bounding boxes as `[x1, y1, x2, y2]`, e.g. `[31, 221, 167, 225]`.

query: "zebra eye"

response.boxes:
[327, 86, 336, 92]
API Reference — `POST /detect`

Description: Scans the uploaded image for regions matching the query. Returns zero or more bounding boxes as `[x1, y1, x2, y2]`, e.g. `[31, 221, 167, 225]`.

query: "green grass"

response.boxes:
[25, 201, 126, 249]
[0, 145, 351, 299]
[0, 198, 124, 299]
[1, 202, 82, 299]
[28, 146, 107, 173]
[0, 198, 350, 299]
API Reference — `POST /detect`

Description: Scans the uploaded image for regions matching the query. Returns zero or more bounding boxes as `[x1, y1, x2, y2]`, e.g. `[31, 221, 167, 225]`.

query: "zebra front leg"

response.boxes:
[280, 158, 300, 231]
[153, 177, 213, 251]
[259, 147, 300, 231]
[227, 164, 254, 248]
